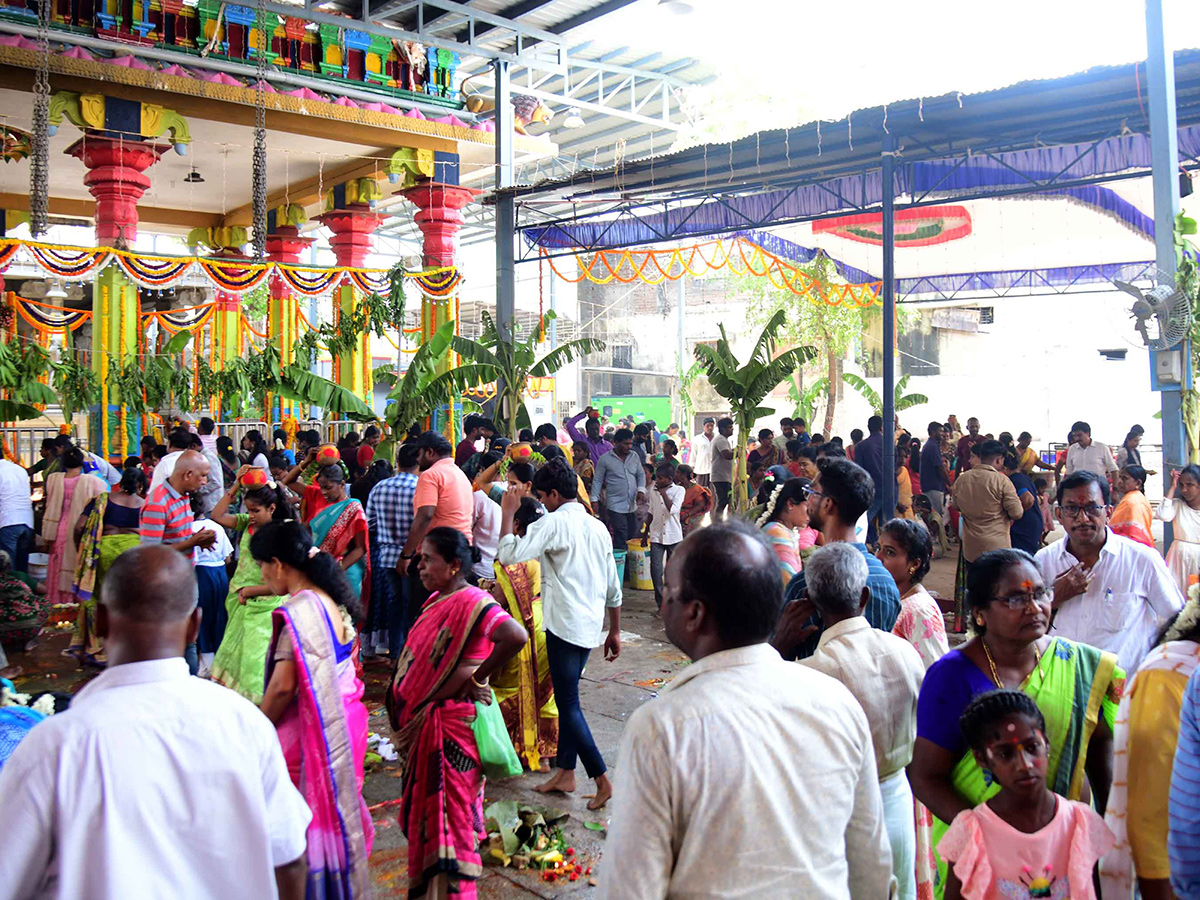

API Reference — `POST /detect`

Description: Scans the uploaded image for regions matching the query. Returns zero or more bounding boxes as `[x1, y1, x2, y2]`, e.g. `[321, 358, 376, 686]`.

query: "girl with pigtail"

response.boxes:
[209, 466, 296, 703]
[754, 475, 813, 587]
[251, 520, 374, 898]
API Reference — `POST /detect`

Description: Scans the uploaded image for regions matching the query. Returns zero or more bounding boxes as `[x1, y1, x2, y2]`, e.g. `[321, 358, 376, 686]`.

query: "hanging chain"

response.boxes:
[251, 0, 268, 258]
[29, 0, 52, 237]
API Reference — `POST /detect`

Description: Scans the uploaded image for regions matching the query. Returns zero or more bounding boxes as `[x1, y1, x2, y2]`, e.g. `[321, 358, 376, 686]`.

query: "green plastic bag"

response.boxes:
[473, 691, 522, 781]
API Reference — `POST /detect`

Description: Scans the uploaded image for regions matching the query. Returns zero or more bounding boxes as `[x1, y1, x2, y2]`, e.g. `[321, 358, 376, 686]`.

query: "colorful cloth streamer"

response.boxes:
[199, 259, 272, 295]
[348, 270, 390, 295]
[117, 254, 194, 288]
[153, 305, 215, 333]
[12, 296, 91, 332]
[277, 267, 344, 297]
[541, 236, 881, 308]
[0, 242, 18, 273]
[26, 244, 110, 279]
[411, 268, 464, 298]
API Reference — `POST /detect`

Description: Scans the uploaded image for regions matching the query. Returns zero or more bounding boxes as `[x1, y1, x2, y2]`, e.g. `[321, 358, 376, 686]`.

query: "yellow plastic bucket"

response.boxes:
[625, 540, 654, 591]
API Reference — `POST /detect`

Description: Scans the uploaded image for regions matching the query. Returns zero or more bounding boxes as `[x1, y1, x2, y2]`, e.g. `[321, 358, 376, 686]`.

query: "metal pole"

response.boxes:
[548, 266, 558, 350]
[494, 59, 516, 429]
[881, 134, 897, 525]
[1146, 0, 1187, 552]
[676, 277, 685, 426]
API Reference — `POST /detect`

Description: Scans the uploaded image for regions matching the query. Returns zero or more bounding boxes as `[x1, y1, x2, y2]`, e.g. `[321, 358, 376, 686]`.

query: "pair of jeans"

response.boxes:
[385, 567, 409, 658]
[184, 642, 198, 676]
[713, 481, 732, 517]
[867, 488, 884, 545]
[649, 542, 677, 605]
[545, 630, 606, 778]
[0, 524, 32, 573]
[608, 510, 637, 550]
[406, 558, 431, 636]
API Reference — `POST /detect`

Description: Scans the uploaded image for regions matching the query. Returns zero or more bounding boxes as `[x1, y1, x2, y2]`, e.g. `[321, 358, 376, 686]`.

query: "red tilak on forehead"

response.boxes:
[1019, 580, 1035, 592]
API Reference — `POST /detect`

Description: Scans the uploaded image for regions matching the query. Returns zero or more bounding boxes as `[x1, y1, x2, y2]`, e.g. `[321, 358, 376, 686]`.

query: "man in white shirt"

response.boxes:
[471, 489, 501, 580]
[710, 417, 736, 517]
[600, 520, 893, 900]
[690, 417, 715, 487]
[646, 462, 684, 609]
[801, 542, 925, 900]
[0, 545, 311, 899]
[1064, 420, 1117, 483]
[0, 443, 34, 571]
[1036, 470, 1183, 673]
[497, 458, 622, 810]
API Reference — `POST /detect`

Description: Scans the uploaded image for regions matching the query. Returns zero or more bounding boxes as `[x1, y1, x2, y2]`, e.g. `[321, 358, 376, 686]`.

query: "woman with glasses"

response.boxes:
[907, 548, 1124, 900]
[1160, 464, 1200, 595]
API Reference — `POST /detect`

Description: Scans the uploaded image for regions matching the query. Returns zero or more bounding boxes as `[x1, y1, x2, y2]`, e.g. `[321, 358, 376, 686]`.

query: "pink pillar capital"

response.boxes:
[264, 226, 315, 266]
[66, 135, 170, 246]
[399, 182, 481, 267]
[317, 205, 384, 269]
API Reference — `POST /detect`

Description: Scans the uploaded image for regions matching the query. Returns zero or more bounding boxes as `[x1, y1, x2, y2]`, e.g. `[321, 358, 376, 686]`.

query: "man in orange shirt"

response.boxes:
[399, 431, 474, 620]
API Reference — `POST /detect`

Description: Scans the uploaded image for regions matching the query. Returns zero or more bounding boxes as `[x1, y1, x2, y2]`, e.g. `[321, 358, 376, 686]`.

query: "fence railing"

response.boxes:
[1, 425, 65, 470]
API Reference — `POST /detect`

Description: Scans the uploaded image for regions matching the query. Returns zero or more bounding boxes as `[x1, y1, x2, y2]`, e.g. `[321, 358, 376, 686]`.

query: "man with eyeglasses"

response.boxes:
[1035, 470, 1182, 673]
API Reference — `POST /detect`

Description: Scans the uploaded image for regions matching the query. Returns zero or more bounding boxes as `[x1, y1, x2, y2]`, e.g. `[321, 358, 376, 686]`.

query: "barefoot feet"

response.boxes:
[534, 768, 576, 794]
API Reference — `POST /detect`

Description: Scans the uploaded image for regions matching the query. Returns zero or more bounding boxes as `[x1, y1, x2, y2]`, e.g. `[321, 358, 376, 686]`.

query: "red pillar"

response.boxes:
[400, 182, 481, 267]
[265, 226, 315, 422]
[317, 205, 384, 399]
[66, 135, 170, 246]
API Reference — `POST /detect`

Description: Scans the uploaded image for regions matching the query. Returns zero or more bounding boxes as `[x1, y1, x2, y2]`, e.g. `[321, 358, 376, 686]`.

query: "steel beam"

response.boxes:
[496, 59, 517, 346]
[1147, 0, 1188, 548]
[881, 134, 897, 532]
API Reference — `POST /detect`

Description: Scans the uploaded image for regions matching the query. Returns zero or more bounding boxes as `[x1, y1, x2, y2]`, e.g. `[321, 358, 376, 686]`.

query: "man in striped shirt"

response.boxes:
[140, 450, 217, 558]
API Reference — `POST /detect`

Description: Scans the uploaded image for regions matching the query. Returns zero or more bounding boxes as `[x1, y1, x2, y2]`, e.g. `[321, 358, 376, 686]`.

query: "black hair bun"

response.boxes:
[470, 546, 483, 564]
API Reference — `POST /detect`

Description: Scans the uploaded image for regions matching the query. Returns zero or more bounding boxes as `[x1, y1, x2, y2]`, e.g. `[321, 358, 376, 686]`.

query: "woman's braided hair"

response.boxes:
[959, 688, 1046, 753]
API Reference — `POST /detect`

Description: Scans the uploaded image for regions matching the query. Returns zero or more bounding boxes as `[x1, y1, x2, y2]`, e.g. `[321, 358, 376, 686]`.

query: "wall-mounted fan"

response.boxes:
[1111, 266, 1192, 351]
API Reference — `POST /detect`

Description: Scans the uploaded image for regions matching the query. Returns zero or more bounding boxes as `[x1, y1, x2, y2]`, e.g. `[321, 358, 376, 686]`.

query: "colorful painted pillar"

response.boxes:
[400, 181, 479, 432]
[68, 136, 170, 459]
[265, 209, 314, 423]
[318, 194, 382, 404]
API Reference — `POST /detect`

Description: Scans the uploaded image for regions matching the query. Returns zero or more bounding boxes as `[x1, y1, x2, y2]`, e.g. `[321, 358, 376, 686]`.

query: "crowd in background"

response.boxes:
[2, 407, 1200, 899]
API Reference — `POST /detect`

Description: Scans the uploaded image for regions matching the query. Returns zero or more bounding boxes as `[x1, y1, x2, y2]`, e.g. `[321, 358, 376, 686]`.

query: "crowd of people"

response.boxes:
[2, 407, 1200, 899]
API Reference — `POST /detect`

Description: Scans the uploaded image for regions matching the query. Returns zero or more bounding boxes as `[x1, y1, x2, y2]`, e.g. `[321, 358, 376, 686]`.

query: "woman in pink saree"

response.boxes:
[388, 527, 528, 900]
[253, 520, 374, 899]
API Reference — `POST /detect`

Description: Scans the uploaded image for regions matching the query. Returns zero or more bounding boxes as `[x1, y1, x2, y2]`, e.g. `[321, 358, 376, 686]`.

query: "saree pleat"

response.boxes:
[390, 587, 497, 900]
[311, 499, 370, 609]
[268, 591, 373, 899]
[490, 561, 558, 770]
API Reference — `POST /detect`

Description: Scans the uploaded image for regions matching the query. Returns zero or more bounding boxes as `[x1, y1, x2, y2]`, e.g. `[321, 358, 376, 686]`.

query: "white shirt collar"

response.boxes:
[74, 658, 191, 703]
[815, 615, 871, 651]
[1055, 527, 1116, 564]
[663, 643, 780, 694]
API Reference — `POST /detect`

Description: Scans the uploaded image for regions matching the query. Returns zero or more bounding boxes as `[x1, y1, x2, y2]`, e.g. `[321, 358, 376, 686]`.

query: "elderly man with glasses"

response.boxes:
[1035, 470, 1183, 673]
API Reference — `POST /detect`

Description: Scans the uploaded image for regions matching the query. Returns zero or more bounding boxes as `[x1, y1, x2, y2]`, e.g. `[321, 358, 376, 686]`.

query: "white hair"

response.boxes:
[805, 542, 869, 618]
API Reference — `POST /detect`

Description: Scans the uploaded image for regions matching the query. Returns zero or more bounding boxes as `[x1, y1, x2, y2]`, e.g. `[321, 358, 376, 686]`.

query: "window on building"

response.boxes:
[612, 345, 633, 395]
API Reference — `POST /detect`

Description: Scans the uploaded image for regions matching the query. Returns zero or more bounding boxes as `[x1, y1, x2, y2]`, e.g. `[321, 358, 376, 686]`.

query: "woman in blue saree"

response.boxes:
[307, 464, 370, 607]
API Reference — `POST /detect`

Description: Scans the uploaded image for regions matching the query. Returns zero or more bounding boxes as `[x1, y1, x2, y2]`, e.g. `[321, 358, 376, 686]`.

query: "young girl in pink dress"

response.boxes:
[938, 689, 1114, 900]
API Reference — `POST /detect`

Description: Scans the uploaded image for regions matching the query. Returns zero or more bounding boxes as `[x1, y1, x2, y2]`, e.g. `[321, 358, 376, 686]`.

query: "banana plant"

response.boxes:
[787, 377, 829, 430]
[693, 309, 816, 511]
[436, 310, 605, 439]
[841, 372, 928, 416]
[0, 338, 56, 422]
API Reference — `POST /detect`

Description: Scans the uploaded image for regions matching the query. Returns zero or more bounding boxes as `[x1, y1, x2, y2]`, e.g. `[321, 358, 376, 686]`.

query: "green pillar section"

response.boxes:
[334, 281, 366, 398]
[92, 264, 140, 460]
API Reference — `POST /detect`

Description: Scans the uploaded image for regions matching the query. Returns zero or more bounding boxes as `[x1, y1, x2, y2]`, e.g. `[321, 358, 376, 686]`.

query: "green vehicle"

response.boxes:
[591, 395, 673, 426]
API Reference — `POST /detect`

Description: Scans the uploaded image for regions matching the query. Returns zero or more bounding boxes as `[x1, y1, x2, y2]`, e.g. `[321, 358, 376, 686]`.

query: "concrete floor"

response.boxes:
[10, 543, 980, 898]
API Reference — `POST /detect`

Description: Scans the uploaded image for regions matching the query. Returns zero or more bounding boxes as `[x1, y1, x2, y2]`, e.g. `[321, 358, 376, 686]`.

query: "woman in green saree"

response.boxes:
[69, 466, 146, 666]
[307, 465, 369, 606]
[908, 548, 1124, 900]
[209, 469, 295, 703]
[487, 497, 557, 771]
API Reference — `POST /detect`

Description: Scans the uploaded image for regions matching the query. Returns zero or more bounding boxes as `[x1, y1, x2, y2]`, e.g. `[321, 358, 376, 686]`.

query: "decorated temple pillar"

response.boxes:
[265, 207, 314, 425]
[68, 136, 170, 458]
[185, 226, 251, 419]
[317, 181, 383, 404]
[400, 181, 479, 433]
[400, 181, 479, 352]
[52, 92, 190, 456]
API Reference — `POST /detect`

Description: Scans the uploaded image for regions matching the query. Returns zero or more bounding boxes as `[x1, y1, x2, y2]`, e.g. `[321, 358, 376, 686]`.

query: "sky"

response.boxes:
[579, 0, 1200, 143]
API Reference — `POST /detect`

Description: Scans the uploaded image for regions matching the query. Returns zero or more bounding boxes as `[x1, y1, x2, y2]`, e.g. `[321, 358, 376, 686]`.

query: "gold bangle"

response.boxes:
[471, 675, 488, 688]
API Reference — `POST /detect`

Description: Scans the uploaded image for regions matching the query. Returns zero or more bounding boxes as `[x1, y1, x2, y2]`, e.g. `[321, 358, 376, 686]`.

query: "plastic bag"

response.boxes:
[473, 690, 522, 781]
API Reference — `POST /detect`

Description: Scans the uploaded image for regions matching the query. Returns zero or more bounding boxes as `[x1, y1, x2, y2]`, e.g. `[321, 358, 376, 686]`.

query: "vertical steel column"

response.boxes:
[494, 59, 515, 346]
[881, 135, 897, 523]
[1147, 0, 1186, 551]
[548, 266, 558, 350]
[676, 277, 686, 425]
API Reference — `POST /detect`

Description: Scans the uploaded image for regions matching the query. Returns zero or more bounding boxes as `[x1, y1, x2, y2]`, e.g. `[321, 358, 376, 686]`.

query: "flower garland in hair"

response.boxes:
[1166, 585, 1200, 643]
[755, 476, 786, 528]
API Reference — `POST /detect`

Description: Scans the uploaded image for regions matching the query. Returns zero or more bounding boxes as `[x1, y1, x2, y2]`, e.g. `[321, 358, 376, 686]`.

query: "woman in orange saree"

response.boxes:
[1110, 465, 1155, 548]
[388, 528, 528, 900]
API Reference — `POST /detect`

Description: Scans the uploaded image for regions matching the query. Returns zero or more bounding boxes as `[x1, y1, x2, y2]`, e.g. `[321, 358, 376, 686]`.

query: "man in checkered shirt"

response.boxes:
[365, 442, 419, 656]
